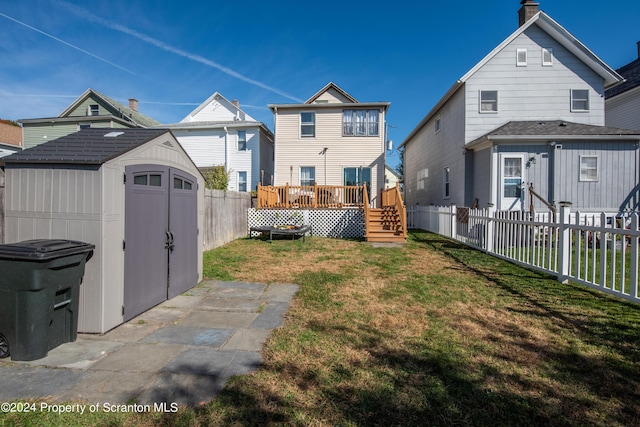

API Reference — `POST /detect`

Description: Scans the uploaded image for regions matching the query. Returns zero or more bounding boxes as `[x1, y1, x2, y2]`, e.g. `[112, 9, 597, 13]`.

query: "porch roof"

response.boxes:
[468, 120, 640, 148]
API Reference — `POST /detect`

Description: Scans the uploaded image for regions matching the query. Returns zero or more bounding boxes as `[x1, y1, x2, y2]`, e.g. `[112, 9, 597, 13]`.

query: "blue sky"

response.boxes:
[1, 0, 639, 170]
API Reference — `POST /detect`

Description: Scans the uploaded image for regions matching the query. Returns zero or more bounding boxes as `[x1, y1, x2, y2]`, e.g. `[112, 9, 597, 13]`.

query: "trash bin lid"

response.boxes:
[0, 239, 95, 261]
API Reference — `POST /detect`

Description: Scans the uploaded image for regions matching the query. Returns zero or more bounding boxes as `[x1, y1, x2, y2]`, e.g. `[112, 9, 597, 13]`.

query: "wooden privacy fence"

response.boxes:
[408, 204, 640, 305]
[257, 183, 366, 209]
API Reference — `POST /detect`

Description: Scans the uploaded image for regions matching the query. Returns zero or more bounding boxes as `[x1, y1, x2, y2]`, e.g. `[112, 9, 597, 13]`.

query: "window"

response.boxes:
[443, 167, 450, 198]
[480, 91, 498, 113]
[237, 130, 247, 151]
[542, 48, 553, 66]
[134, 174, 162, 187]
[89, 104, 99, 116]
[301, 112, 315, 137]
[516, 48, 527, 66]
[79, 123, 91, 130]
[300, 167, 315, 186]
[579, 156, 598, 181]
[435, 117, 441, 133]
[571, 89, 590, 112]
[238, 171, 247, 192]
[342, 109, 379, 136]
[174, 177, 193, 190]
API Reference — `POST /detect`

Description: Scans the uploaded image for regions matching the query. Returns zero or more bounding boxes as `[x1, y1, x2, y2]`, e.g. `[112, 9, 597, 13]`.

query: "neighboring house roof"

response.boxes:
[161, 92, 274, 139]
[0, 122, 22, 147]
[400, 10, 624, 149]
[19, 88, 161, 128]
[606, 57, 640, 99]
[468, 120, 640, 147]
[3, 128, 169, 165]
[305, 82, 358, 104]
[268, 82, 390, 112]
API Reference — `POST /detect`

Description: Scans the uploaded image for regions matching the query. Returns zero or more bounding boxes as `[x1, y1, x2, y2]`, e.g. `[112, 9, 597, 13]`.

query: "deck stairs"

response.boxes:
[365, 206, 407, 243]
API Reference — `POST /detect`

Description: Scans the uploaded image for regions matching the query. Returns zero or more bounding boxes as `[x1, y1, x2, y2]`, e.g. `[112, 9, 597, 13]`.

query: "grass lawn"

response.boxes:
[2, 230, 640, 426]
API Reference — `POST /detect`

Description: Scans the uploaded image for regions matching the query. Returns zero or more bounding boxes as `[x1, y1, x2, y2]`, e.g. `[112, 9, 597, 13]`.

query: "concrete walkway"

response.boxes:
[0, 280, 298, 407]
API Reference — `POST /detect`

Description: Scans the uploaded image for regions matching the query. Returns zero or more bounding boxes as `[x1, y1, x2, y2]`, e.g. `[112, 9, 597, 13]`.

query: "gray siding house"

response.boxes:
[19, 88, 160, 149]
[401, 1, 640, 213]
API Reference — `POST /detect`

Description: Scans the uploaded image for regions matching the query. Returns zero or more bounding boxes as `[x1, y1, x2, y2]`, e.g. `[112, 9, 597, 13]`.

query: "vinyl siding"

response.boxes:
[66, 96, 112, 118]
[173, 129, 226, 168]
[606, 86, 640, 131]
[274, 107, 385, 202]
[465, 25, 606, 144]
[404, 87, 466, 207]
[553, 141, 639, 211]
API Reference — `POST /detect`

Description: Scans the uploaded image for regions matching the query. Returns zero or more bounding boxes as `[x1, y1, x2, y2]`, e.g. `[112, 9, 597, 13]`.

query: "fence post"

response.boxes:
[450, 204, 457, 239]
[485, 204, 495, 254]
[557, 201, 572, 283]
[630, 213, 638, 300]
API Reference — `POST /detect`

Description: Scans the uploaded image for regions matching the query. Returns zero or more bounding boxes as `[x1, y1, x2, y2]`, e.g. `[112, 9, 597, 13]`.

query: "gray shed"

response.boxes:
[3, 128, 205, 333]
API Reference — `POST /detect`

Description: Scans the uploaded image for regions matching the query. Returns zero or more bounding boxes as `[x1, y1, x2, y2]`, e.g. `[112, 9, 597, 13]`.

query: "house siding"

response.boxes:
[465, 26, 606, 144]
[172, 130, 226, 169]
[404, 87, 466, 207]
[606, 86, 640, 131]
[274, 107, 385, 200]
[553, 141, 639, 211]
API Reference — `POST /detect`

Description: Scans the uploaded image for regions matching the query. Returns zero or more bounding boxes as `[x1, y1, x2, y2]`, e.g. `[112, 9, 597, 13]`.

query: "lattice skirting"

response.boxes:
[247, 208, 364, 239]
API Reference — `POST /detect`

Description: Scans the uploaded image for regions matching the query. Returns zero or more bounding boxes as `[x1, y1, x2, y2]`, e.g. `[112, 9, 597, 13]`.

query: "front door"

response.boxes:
[499, 155, 525, 211]
[123, 165, 198, 321]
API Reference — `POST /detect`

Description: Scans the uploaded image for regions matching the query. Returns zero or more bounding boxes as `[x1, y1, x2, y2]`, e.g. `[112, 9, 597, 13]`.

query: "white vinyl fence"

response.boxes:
[408, 205, 640, 305]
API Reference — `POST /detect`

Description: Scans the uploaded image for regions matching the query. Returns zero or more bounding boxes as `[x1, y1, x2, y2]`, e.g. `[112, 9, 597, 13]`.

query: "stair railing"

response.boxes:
[363, 182, 370, 238]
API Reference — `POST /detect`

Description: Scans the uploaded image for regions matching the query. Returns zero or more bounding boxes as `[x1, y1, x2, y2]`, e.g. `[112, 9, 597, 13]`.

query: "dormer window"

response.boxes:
[89, 104, 99, 116]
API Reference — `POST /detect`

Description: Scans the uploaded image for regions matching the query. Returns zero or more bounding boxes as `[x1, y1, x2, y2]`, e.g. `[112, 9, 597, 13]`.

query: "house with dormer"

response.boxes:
[161, 92, 274, 192]
[19, 88, 160, 149]
[400, 1, 640, 213]
[268, 82, 390, 206]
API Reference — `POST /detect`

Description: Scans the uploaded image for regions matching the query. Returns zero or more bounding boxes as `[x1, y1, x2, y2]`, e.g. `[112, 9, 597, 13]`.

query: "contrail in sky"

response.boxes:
[0, 12, 136, 75]
[53, 0, 303, 102]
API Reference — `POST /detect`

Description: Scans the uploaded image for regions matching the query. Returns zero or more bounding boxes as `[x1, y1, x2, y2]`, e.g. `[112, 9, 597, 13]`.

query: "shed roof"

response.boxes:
[3, 128, 170, 165]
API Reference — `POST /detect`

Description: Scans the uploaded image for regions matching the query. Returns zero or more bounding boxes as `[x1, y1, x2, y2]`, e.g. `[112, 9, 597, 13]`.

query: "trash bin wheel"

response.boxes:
[0, 333, 9, 358]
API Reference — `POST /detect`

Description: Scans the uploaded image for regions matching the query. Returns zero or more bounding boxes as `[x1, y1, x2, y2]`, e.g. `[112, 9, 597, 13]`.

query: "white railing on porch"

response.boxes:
[407, 205, 640, 305]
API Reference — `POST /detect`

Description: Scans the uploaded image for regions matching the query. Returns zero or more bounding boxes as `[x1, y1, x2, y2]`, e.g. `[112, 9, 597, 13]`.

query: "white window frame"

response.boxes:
[300, 112, 315, 138]
[443, 166, 450, 199]
[435, 117, 441, 133]
[238, 171, 247, 192]
[342, 109, 379, 137]
[89, 104, 99, 116]
[479, 90, 498, 113]
[300, 166, 315, 186]
[579, 155, 599, 182]
[542, 48, 553, 66]
[571, 89, 590, 112]
[237, 130, 247, 151]
[516, 48, 527, 66]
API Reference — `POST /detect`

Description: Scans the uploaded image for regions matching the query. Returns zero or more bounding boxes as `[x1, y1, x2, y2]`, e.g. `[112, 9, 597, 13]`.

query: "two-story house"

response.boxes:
[161, 92, 274, 192]
[401, 1, 640, 213]
[19, 88, 160, 149]
[268, 82, 390, 206]
[606, 42, 640, 131]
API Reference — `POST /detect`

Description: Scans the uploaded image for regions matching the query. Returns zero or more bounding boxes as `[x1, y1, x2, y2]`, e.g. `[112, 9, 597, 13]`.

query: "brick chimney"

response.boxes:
[518, 0, 540, 27]
[128, 98, 139, 112]
[232, 99, 239, 108]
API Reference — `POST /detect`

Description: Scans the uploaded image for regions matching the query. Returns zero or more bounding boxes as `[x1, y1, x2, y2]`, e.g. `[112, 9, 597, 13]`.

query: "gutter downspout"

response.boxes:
[223, 126, 229, 178]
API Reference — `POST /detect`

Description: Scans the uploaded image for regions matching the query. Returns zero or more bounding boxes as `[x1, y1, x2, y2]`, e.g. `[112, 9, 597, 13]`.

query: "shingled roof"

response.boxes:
[469, 120, 640, 146]
[3, 128, 170, 165]
[605, 56, 640, 99]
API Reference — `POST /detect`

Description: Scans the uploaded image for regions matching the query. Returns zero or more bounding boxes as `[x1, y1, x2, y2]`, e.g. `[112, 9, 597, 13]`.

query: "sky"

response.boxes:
[1, 0, 639, 171]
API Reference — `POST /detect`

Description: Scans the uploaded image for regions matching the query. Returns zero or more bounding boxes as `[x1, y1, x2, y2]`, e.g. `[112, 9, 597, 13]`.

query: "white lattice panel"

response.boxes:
[248, 208, 364, 239]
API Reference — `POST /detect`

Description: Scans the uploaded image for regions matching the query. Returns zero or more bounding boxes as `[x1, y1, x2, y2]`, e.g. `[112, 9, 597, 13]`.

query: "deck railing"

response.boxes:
[256, 183, 366, 209]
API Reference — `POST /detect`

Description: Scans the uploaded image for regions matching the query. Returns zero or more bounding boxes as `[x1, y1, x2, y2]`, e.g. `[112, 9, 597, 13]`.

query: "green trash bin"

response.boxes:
[0, 239, 94, 361]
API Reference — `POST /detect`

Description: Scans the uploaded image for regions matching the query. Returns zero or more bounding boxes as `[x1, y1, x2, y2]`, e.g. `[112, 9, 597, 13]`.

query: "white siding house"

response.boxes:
[162, 93, 274, 192]
[606, 42, 640, 131]
[268, 82, 390, 206]
[401, 1, 640, 213]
